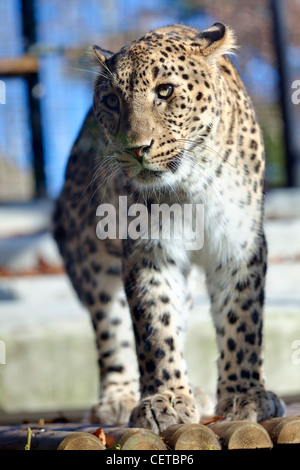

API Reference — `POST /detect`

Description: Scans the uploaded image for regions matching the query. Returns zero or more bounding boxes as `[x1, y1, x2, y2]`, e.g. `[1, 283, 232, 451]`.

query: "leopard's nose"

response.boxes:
[123, 140, 153, 161]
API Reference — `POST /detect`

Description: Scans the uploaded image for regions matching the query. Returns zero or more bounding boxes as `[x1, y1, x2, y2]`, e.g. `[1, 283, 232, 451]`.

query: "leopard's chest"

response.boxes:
[192, 177, 262, 270]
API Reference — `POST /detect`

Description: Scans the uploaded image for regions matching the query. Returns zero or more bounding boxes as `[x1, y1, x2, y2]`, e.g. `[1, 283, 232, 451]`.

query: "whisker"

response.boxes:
[92, 51, 114, 79]
[100, 59, 114, 78]
[80, 155, 113, 201]
[187, 138, 232, 161]
[176, 138, 239, 170]
[69, 66, 104, 76]
[92, 170, 120, 207]
[81, 154, 121, 207]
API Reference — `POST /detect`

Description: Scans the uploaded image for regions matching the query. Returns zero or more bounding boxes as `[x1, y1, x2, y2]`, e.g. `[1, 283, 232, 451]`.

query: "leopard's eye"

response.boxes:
[157, 84, 174, 100]
[103, 93, 119, 111]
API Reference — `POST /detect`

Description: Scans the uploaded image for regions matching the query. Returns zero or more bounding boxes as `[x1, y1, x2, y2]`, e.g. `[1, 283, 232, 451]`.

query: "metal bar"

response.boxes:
[0, 55, 38, 76]
[271, 0, 299, 187]
[21, 0, 46, 198]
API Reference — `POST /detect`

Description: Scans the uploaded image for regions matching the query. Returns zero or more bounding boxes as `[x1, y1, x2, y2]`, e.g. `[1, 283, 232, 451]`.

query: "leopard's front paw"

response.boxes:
[128, 391, 199, 433]
[216, 387, 285, 422]
[89, 392, 138, 425]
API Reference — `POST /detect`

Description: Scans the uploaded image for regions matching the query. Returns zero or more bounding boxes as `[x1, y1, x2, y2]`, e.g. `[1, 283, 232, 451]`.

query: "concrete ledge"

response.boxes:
[0, 275, 98, 414]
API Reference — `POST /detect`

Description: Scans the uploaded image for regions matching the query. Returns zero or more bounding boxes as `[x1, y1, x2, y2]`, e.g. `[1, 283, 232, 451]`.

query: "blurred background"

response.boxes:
[0, 0, 299, 423]
[1, 0, 300, 199]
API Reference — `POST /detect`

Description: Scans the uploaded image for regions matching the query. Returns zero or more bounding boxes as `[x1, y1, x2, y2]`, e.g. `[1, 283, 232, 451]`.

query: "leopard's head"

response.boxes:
[92, 23, 236, 188]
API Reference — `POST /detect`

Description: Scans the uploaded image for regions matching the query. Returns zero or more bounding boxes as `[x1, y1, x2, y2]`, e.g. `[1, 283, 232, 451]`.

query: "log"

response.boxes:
[0, 56, 38, 77]
[260, 417, 300, 444]
[57, 432, 106, 450]
[0, 429, 105, 450]
[209, 421, 273, 450]
[160, 423, 221, 450]
[104, 427, 166, 450]
[0, 424, 165, 450]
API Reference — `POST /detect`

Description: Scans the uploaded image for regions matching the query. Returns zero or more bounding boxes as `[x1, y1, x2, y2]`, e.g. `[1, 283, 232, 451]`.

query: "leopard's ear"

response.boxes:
[194, 23, 238, 63]
[88, 45, 114, 64]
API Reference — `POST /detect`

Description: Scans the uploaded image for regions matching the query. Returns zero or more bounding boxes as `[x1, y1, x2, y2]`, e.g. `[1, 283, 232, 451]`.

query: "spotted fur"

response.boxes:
[53, 23, 285, 432]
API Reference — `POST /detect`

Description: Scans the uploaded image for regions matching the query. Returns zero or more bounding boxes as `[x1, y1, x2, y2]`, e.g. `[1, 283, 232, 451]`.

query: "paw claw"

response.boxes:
[89, 394, 138, 425]
[217, 387, 285, 422]
[129, 391, 199, 433]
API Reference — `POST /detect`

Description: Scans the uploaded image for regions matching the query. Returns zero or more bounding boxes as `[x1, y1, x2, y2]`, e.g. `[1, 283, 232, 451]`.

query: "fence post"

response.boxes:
[271, 0, 299, 187]
[21, 0, 47, 198]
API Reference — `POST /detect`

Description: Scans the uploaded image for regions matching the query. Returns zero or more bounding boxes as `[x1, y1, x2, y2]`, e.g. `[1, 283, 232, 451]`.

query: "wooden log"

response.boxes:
[0, 56, 38, 77]
[0, 429, 105, 450]
[104, 427, 166, 450]
[260, 417, 300, 444]
[160, 423, 221, 450]
[0, 424, 165, 450]
[57, 432, 106, 450]
[209, 421, 273, 450]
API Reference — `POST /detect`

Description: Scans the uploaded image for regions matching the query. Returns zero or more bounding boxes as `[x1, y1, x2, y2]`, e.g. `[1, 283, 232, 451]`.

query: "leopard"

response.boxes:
[53, 22, 285, 433]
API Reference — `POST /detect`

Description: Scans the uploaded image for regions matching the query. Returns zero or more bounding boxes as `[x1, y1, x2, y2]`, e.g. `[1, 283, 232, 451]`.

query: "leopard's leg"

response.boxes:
[206, 233, 285, 421]
[122, 239, 200, 433]
[57, 231, 139, 424]
[82, 246, 139, 424]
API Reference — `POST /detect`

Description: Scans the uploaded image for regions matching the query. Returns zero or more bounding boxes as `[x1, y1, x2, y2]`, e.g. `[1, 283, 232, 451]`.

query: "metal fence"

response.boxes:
[0, 0, 299, 201]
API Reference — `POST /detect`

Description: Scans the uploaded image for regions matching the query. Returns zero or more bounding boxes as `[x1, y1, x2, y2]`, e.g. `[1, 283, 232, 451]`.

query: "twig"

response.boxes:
[24, 428, 32, 450]
[201, 415, 226, 426]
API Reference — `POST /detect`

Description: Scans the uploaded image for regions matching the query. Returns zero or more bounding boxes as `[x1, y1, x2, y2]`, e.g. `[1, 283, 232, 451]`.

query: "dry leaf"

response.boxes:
[93, 427, 106, 446]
